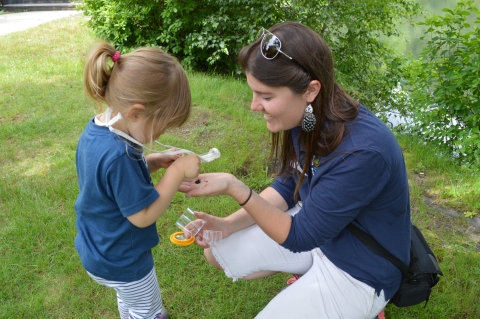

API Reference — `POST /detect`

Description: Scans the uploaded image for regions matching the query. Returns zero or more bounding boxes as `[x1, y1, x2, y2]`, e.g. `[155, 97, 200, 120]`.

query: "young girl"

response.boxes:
[75, 41, 200, 319]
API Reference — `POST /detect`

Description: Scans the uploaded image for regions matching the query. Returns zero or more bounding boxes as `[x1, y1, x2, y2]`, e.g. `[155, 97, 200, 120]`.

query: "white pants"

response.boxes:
[88, 268, 164, 319]
[209, 206, 388, 319]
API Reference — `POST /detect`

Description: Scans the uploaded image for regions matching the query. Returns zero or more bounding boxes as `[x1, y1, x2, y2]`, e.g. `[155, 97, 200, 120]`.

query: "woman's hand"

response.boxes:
[193, 211, 230, 248]
[179, 173, 237, 198]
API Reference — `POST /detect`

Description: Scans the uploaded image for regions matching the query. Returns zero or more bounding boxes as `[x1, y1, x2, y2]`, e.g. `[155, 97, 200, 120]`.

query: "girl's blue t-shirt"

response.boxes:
[272, 105, 411, 301]
[74, 117, 160, 282]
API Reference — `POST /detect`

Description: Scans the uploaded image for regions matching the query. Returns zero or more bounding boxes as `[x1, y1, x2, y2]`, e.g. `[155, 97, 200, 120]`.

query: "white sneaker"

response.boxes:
[155, 308, 169, 319]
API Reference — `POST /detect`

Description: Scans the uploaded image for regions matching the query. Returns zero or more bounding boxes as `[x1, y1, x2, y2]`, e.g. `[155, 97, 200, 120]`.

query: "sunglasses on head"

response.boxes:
[258, 28, 310, 75]
[258, 28, 293, 60]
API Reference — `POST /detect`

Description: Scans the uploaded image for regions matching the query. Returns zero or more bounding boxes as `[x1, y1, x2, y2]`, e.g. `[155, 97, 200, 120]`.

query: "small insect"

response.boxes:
[195, 179, 208, 184]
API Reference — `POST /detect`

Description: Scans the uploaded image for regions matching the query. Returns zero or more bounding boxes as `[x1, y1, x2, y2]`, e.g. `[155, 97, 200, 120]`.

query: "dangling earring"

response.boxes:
[302, 104, 316, 132]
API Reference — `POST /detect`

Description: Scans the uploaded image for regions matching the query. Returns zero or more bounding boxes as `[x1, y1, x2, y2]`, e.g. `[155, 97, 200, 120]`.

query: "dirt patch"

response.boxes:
[167, 106, 212, 137]
[410, 172, 480, 252]
[166, 106, 230, 147]
[0, 113, 27, 124]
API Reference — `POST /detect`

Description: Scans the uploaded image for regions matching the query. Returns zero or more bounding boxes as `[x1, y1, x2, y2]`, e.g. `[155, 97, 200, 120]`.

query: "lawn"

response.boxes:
[0, 14, 478, 319]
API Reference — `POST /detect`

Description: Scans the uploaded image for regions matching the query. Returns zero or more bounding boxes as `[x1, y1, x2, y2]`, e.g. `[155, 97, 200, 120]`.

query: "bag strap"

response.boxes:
[346, 223, 414, 278]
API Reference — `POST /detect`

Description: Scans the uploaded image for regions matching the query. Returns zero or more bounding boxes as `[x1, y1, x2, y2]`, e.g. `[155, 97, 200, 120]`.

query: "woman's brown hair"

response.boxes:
[238, 22, 359, 201]
[84, 41, 191, 143]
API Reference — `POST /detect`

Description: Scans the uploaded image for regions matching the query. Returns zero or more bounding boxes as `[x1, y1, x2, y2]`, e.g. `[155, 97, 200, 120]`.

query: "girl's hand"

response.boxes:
[146, 150, 182, 173]
[172, 153, 201, 179]
[193, 211, 229, 248]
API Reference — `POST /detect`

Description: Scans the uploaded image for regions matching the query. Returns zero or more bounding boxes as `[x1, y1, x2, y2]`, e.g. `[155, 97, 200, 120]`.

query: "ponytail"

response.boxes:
[83, 41, 117, 108]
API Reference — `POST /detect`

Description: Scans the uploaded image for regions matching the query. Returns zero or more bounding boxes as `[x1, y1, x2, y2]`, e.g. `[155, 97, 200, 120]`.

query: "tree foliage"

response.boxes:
[301, 0, 419, 113]
[404, 0, 480, 165]
[80, 0, 419, 111]
[80, 0, 289, 72]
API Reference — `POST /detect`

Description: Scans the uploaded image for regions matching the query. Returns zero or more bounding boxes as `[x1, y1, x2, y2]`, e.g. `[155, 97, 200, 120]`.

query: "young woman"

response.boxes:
[180, 22, 410, 319]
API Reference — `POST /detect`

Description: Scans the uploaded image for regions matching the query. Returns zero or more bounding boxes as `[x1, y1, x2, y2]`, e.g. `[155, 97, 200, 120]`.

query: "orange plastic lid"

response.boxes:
[169, 231, 195, 246]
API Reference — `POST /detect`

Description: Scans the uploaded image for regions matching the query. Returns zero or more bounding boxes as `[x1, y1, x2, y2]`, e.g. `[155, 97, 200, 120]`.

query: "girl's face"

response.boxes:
[246, 73, 312, 133]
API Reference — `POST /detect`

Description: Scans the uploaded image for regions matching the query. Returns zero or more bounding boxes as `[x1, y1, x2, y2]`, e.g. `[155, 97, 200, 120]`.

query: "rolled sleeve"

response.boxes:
[271, 174, 297, 209]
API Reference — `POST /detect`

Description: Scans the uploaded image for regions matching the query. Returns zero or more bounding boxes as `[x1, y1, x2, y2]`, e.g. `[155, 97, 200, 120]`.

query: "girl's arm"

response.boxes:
[128, 153, 200, 227]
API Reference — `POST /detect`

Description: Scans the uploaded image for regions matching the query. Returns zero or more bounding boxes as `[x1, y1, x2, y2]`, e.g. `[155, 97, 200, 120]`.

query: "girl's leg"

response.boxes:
[88, 268, 166, 319]
[255, 249, 388, 319]
[117, 294, 129, 319]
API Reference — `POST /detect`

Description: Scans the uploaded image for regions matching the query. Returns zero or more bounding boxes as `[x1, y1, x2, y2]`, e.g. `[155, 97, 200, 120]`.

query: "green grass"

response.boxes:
[0, 15, 479, 319]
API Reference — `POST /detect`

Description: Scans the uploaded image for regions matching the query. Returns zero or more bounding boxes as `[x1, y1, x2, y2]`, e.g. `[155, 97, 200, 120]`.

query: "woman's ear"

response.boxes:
[306, 80, 321, 102]
[126, 104, 146, 121]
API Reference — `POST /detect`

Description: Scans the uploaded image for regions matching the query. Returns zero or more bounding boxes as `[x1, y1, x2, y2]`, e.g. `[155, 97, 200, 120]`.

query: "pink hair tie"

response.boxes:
[112, 51, 121, 62]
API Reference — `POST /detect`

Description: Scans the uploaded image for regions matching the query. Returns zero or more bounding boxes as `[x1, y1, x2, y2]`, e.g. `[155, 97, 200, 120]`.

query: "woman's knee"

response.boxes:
[204, 248, 223, 270]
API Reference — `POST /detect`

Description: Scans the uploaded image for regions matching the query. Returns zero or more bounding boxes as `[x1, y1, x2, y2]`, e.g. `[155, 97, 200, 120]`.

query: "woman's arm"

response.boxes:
[223, 186, 289, 235]
[228, 179, 292, 243]
[182, 173, 292, 244]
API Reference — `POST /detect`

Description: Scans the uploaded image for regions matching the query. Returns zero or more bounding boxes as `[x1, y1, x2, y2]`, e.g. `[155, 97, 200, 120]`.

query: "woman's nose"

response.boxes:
[250, 96, 262, 111]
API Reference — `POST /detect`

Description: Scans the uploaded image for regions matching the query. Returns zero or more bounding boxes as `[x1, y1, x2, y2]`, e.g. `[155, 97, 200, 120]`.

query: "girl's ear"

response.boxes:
[306, 80, 321, 102]
[126, 104, 146, 121]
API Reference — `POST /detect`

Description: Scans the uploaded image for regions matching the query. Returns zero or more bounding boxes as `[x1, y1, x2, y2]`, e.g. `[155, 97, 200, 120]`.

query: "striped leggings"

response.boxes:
[88, 268, 164, 319]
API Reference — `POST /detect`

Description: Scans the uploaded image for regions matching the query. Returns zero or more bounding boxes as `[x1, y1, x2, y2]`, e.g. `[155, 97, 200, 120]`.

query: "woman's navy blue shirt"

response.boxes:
[272, 105, 411, 300]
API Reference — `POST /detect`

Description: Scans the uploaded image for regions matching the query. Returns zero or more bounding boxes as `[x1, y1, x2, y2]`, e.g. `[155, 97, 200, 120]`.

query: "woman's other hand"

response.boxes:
[193, 211, 229, 248]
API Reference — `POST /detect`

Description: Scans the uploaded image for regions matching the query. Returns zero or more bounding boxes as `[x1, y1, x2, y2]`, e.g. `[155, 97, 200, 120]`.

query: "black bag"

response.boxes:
[347, 223, 443, 307]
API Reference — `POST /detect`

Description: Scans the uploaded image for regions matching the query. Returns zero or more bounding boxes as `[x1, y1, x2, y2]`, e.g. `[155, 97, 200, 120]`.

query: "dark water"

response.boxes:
[385, 0, 480, 57]
[382, 0, 478, 154]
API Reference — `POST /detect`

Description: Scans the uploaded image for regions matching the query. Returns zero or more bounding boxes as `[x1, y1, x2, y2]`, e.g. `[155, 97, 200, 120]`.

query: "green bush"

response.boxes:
[405, 0, 480, 165]
[80, 0, 289, 73]
[80, 0, 419, 111]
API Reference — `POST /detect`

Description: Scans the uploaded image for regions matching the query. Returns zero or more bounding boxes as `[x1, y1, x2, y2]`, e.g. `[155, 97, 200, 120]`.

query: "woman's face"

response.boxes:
[246, 73, 309, 133]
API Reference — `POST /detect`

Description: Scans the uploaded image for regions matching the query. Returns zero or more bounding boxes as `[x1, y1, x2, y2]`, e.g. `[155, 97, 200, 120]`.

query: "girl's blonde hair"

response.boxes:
[83, 41, 191, 142]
